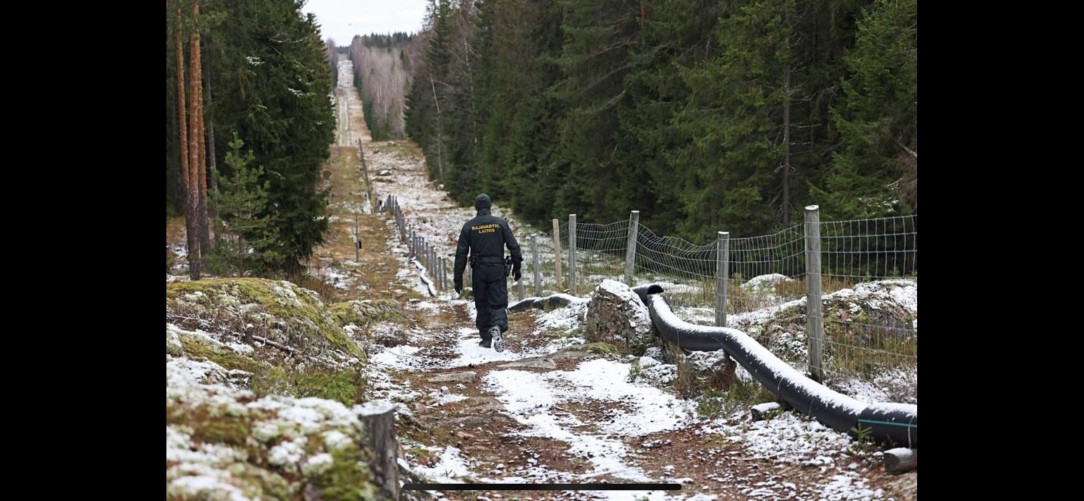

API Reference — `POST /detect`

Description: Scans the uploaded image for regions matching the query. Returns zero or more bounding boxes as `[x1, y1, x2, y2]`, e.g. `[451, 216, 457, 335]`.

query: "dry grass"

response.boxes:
[824, 317, 917, 376]
[371, 140, 423, 160]
[308, 139, 427, 305]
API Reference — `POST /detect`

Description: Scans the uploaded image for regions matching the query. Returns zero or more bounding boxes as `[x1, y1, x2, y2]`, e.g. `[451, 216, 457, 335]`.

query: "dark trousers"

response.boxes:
[473, 263, 508, 340]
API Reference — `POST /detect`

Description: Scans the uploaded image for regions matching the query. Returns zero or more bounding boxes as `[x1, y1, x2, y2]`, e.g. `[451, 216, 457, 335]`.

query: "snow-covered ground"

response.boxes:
[484, 359, 698, 477]
[357, 143, 916, 496]
[359, 287, 902, 499]
[167, 55, 914, 499]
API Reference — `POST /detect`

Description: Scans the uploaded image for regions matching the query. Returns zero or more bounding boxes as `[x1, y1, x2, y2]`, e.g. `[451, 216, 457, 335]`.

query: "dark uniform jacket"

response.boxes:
[453, 208, 522, 281]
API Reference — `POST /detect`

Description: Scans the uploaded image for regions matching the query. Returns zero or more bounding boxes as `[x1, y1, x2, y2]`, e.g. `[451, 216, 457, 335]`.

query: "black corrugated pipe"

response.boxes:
[508, 293, 586, 313]
[631, 284, 917, 448]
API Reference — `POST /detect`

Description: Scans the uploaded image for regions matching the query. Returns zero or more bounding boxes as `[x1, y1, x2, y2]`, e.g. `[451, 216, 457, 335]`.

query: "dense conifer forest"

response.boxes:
[404, 0, 916, 242]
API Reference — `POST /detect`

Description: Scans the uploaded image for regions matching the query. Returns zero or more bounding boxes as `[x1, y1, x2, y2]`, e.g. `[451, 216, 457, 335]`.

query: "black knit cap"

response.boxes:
[474, 193, 492, 209]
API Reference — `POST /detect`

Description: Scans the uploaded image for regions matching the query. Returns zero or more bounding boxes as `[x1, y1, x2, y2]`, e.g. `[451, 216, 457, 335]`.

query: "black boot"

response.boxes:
[490, 326, 504, 353]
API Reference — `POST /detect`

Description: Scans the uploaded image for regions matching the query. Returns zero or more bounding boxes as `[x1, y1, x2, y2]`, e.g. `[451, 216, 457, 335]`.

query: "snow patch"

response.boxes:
[370, 345, 422, 369]
[484, 358, 695, 482]
[411, 446, 472, 483]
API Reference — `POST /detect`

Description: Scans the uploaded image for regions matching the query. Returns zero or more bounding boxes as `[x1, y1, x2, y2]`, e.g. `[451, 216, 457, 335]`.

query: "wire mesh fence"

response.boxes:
[632, 225, 716, 309]
[570, 220, 629, 294]
[522, 210, 917, 387]
[387, 192, 917, 388]
[819, 215, 918, 381]
[821, 215, 918, 282]
[530, 234, 564, 294]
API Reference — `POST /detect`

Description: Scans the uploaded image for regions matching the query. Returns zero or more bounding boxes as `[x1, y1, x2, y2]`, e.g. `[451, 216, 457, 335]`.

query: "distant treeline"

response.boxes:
[404, 0, 917, 243]
[361, 32, 416, 48]
[348, 34, 421, 140]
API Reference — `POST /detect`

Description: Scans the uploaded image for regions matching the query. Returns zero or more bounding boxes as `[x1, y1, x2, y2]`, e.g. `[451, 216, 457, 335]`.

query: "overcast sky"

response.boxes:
[302, 0, 429, 46]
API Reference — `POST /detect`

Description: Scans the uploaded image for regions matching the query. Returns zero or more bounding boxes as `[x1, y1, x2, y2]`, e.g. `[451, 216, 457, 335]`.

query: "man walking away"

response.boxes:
[453, 194, 523, 352]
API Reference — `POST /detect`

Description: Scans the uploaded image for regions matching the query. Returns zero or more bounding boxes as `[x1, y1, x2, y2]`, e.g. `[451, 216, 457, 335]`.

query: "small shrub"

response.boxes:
[673, 353, 699, 399]
[696, 388, 727, 419]
[849, 423, 877, 450]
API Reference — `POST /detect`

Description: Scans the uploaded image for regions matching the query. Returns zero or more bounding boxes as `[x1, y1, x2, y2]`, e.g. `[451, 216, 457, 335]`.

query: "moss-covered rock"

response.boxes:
[584, 341, 621, 357]
[169, 323, 366, 406]
[166, 357, 381, 500]
[584, 279, 654, 356]
[330, 299, 411, 328]
[166, 278, 366, 363]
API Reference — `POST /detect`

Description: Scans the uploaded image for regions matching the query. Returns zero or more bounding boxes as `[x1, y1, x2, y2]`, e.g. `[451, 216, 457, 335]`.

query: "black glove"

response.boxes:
[513, 263, 522, 281]
[454, 280, 463, 295]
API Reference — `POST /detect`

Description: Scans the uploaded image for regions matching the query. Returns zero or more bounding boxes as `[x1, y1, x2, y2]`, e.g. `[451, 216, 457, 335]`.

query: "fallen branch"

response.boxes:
[252, 335, 296, 355]
[895, 136, 917, 159]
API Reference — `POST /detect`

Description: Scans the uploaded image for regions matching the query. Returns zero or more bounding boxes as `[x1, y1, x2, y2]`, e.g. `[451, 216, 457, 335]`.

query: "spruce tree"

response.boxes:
[817, 0, 917, 218]
[213, 132, 282, 274]
[201, 0, 335, 273]
[550, 0, 639, 222]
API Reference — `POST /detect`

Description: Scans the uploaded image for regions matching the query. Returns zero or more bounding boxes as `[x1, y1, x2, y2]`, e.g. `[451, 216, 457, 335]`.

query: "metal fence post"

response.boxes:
[569, 214, 577, 296]
[552, 219, 563, 291]
[440, 257, 447, 292]
[625, 210, 640, 286]
[355, 213, 360, 262]
[532, 235, 541, 296]
[805, 205, 824, 382]
[715, 231, 729, 327]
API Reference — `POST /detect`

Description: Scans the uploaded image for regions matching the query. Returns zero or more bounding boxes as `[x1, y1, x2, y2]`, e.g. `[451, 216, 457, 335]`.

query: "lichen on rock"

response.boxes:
[166, 357, 382, 500]
[166, 278, 366, 364]
[584, 279, 655, 355]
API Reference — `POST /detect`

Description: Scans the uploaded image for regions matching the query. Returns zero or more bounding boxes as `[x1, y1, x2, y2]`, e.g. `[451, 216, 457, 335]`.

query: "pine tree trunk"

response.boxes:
[175, 6, 189, 193]
[205, 66, 218, 225]
[187, 1, 203, 279]
[197, 59, 211, 258]
[203, 43, 220, 250]
[175, 4, 198, 280]
[201, 34, 216, 253]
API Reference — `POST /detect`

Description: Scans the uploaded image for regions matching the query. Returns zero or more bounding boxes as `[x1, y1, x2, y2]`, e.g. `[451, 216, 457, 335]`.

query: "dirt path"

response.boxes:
[306, 60, 916, 500]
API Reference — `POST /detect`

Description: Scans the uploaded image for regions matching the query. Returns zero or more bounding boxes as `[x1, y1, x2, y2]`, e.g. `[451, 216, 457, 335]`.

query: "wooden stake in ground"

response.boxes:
[356, 401, 400, 499]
